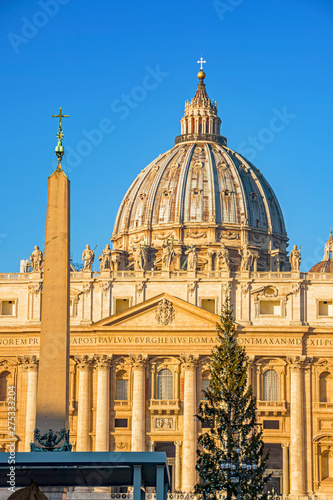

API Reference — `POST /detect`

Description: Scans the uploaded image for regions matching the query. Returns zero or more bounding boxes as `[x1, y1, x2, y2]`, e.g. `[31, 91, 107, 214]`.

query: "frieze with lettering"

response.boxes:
[0, 335, 333, 347]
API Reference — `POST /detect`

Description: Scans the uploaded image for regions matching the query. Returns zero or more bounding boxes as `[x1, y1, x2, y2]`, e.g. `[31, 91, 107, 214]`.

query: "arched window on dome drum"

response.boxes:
[157, 368, 173, 400]
[319, 371, 333, 403]
[263, 369, 279, 401]
[0, 371, 10, 401]
[116, 370, 128, 401]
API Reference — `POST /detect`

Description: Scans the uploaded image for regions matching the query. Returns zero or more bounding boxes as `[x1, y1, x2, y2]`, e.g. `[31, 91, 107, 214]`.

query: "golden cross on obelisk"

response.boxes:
[52, 107, 69, 131]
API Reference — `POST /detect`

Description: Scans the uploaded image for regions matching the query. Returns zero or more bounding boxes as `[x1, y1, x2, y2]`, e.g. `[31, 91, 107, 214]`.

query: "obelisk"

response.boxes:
[35, 109, 70, 437]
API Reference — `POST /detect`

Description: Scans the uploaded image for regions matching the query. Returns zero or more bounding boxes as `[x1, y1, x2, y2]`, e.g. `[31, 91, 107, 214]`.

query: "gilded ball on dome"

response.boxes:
[197, 69, 206, 80]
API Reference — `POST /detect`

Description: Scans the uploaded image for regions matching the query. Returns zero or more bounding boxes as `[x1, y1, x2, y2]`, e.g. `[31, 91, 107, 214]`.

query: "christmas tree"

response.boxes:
[195, 297, 270, 500]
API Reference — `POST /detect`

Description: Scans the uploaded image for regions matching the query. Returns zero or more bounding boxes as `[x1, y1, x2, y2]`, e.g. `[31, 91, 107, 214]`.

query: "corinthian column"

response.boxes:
[181, 354, 198, 492]
[94, 355, 112, 451]
[130, 354, 148, 451]
[19, 356, 39, 451]
[288, 356, 306, 496]
[75, 355, 93, 451]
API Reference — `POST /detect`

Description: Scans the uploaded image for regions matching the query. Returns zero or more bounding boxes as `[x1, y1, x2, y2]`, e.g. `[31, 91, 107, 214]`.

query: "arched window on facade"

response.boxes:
[0, 371, 10, 401]
[116, 370, 128, 401]
[263, 369, 279, 401]
[319, 371, 333, 403]
[202, 370, 210, 400]
[157, 368, 173, 400]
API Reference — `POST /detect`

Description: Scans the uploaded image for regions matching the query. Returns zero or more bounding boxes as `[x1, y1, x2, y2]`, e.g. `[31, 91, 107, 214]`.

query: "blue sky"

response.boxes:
[1, 0, 332, 271]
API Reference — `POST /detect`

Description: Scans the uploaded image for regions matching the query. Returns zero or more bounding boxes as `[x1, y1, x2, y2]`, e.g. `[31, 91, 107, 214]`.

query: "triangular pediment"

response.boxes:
[93, 293, 219, 331]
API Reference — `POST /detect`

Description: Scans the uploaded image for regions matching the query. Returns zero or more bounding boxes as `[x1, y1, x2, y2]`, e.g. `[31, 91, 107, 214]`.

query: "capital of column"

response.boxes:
[129, 354, 148, 370]
[146, 440, 155, 452]
[18, 355, 39, 371]
[82, 282, 94, 296]
[180, 353, 199, 370]
[174, 440, 182, 448]
[99, 280, 113, 294]
[74, 354, 94, 370]
[287, 355, 307, 371]
[282, 442, 290, 449]
[28, 283, 42, 295]
[247, 355, 255, 366]
[94, 354, 112, 369]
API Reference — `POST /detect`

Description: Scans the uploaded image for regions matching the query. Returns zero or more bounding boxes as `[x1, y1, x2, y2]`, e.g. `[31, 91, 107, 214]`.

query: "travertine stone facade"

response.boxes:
[1, 272, 333, 497]
[1, 69, 333, 499]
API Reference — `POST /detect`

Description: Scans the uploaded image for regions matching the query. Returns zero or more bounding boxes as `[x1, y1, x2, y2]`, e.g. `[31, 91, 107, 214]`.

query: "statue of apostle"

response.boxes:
[99, 244, 112, 271]
[239, 244, 253, 271]
[185, 242, 198, 271]
[133, 243, 147, 271]
[289, 245, 301, 271]
[30, 245, 43, 272]
[161, 239, 175, 271]
[217, 242, 230, 271]
[82, 244, 95, 271]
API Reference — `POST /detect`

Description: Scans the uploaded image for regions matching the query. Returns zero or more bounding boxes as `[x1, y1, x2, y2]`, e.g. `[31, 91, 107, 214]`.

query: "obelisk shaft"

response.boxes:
[36, 166, 70, 434]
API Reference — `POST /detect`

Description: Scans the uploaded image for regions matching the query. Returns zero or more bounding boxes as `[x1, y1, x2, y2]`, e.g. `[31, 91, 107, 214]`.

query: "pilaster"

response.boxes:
[282, 442, 290, 496]
[175, 440, 182, 492]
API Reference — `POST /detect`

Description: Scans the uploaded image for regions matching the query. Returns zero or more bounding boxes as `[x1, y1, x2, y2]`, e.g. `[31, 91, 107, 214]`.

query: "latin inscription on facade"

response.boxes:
[1, 335, 333, 347]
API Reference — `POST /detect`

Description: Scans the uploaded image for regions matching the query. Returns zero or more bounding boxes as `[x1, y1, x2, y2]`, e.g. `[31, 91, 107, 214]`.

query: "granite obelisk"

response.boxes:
[35, 109, 70, 437]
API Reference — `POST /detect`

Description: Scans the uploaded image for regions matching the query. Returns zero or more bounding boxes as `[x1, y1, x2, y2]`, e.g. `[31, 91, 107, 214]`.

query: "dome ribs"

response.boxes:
[145, 147, 181, 233]
[205, 144, 217, 223]
[174, 144, 195, 226]
[218, 147, 246, 226]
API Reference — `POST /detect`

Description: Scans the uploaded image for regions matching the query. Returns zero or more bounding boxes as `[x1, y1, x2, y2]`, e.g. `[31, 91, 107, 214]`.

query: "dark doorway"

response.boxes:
[155, 442, 175, 491]
[263, 443, 282, 495]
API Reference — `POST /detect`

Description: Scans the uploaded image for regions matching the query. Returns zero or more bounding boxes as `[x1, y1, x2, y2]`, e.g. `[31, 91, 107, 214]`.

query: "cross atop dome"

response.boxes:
[196, 57, 206, 81]
[197, 57, 206, 70]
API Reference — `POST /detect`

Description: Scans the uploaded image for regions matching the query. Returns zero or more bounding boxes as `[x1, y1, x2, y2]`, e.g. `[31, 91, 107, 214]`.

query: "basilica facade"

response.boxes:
[1, 67, 333, 499]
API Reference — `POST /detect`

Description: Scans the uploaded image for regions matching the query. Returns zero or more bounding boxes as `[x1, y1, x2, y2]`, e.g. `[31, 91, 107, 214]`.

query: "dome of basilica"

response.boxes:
[112, 69, 288, 273]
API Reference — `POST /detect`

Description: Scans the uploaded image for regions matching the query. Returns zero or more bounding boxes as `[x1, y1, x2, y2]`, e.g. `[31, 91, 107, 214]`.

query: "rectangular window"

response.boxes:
[263, 420, 279, 430]
[115, 418, 128, 428]
[318, 300, 333, 317]
[115, 299, 129, 314]
[201, 299, 216, 314]
[1, 300, 16, 316]
[116, 379, 128, 400]
[259, 300, 281, 316]
[201, 421, 213, 429]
